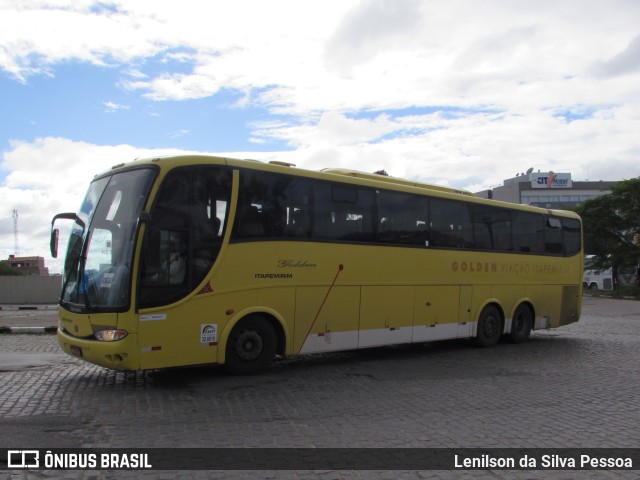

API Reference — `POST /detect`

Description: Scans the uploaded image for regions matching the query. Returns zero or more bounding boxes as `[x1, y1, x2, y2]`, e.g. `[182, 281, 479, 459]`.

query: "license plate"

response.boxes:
[70, 345, 83, 357]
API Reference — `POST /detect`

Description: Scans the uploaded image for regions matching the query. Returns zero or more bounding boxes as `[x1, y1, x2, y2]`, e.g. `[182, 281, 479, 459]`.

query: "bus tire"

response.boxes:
[475, 305, 502, 347]
[225, 315, 277, 375]
[509, 304, 532, 344]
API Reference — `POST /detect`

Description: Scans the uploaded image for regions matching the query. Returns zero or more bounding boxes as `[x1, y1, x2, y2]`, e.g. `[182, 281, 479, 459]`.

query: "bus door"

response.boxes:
[136, 166, 232, 369]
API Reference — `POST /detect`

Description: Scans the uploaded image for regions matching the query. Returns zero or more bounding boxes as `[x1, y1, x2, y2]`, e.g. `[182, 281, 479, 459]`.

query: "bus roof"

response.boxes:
[321, 168, 474, 196]
[126, 156, 471, 195]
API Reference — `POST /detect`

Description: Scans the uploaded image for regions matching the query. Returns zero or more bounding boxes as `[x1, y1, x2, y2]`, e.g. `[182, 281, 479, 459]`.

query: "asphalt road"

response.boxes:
[0, 296, 639, 479]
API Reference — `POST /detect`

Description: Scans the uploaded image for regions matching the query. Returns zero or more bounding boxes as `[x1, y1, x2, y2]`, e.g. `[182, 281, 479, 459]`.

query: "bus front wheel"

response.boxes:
[225, 315, 277, 375]
[475, 305, 502, 347]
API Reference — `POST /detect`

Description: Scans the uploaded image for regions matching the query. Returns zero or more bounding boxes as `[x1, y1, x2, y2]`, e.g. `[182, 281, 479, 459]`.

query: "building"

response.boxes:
[1, 255, 50, 276]
[476, 170, 617, 209]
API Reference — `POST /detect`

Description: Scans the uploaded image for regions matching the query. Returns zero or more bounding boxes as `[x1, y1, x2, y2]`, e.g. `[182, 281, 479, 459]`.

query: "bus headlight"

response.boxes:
[94, 329, 128, 342]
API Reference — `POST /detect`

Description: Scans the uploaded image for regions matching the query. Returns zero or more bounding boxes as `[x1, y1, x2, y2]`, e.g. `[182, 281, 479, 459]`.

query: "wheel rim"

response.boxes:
[483, 313, 499, 338]
[235, 330, 263, 361]
[513, 313, 525, 333]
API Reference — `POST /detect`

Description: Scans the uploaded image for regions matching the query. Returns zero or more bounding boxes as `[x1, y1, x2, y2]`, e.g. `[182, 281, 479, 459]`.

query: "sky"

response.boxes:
[1, 0, 639, 273]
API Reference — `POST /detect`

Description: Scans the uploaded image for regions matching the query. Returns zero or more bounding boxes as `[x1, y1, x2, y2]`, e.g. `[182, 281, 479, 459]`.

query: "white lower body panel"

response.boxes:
[299, 322, 479, 355]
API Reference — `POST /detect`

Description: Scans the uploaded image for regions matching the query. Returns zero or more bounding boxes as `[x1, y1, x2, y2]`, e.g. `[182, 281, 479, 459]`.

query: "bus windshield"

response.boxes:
[61, 168, 155, 311]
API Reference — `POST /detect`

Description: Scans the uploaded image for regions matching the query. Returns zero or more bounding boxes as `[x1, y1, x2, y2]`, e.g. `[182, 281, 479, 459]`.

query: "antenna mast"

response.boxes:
[12, 209, 19, 255]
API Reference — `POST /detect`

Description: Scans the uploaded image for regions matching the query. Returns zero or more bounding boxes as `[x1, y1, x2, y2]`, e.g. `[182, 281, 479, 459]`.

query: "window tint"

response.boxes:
[470, 205, 512, 251]
[233, 170, 311, 239]
[312, 182, 375, 242]
[140, 166, 231, 308]
[562, 218, 582, 256]
[228, 168, 582, 257]
[545, 217, 563, 254]
[430, 198, 473, 249]
[512, 212, 545, 254]
[377, 190, 429, 246]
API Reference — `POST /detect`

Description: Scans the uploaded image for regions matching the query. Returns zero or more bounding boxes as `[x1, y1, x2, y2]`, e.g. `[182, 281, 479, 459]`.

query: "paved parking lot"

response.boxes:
[0, 296, 639, 479]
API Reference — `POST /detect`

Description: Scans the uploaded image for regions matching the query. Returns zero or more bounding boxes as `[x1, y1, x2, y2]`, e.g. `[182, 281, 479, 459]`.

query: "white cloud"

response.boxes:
[126, 70, 222, 100]
[249, 105, 640, 189]
[251, 112, 397, 147]
[0, 137, 192, 272]
[2, 0, 640, 113]
[0, 3, 165, 82]
[591, 33, 640, 78]
[167, 129, 190, 139]
[324, 0, 425, 74]
[103, 100, 129, 112]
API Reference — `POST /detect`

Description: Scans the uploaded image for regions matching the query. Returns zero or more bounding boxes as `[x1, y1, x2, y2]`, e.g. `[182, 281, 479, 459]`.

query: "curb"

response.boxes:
[0, 326, 58, 334]
[0, 305, 58, 311]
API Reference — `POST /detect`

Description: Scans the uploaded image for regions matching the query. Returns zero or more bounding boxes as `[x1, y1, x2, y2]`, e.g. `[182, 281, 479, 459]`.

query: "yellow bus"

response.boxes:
[51, 155, 583, 374]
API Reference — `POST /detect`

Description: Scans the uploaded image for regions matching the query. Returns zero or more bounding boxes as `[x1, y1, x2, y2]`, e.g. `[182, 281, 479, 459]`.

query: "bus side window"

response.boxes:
[235, 204, 265, 237]
[470, 205, 512, 251]
[512, 212, 545, 254]
[377, 190, 429, 246]
[430, 198, 473, 249]
[286, 207, 309, 237]
[233, 171, 311, 240]
[312, 183, 374, 242]
[545, 217, 563, 254]
[562, 218, 581, 256]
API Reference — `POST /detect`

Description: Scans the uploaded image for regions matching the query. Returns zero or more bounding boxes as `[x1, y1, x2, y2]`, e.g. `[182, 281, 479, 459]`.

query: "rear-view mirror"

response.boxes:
[50, 228, 59, 258]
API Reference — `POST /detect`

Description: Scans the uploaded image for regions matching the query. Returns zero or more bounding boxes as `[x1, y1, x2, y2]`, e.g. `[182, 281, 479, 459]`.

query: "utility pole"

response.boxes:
[12, 209, 19, 255]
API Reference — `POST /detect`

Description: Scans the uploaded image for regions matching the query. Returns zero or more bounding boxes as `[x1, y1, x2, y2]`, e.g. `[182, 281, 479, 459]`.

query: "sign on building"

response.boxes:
[530, 172, 572, 189]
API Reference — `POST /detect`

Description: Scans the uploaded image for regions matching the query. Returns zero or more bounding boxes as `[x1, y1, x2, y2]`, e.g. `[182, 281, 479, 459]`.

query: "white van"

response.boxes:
[583, 255, 615, 291]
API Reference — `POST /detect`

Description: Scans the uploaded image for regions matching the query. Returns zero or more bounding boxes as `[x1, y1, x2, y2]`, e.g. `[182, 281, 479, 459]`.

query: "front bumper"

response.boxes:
[57, 327, 140, 371]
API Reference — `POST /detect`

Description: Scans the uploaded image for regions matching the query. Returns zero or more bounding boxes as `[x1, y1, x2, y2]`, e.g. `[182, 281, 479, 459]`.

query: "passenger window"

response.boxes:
[512, 212, 545, 254]
[377, 190, 429, 246]
[312, 183, 375, 242]
[430, 198, 473, 249]
[492, 219, 512, 251]
[470, 205, 512, 251]
[545, 217, 563, 254]
[233, 171, 311, 239]
[562, 218, 582, 256]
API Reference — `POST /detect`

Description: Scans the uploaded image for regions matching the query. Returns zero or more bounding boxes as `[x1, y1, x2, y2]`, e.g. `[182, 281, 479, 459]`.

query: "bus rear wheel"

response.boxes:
[475, 305, 502, 347]
[509, 304, 532, 344]
[225, 315, 276, 375]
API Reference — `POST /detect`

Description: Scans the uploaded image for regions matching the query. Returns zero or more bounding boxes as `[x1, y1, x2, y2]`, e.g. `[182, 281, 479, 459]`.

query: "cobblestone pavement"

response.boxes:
[1, 297, 639, 479]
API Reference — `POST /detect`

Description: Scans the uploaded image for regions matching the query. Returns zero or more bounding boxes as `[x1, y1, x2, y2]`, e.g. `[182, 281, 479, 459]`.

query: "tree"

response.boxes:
[573, 177, 640, 270]
[0, 261, 24, 276]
